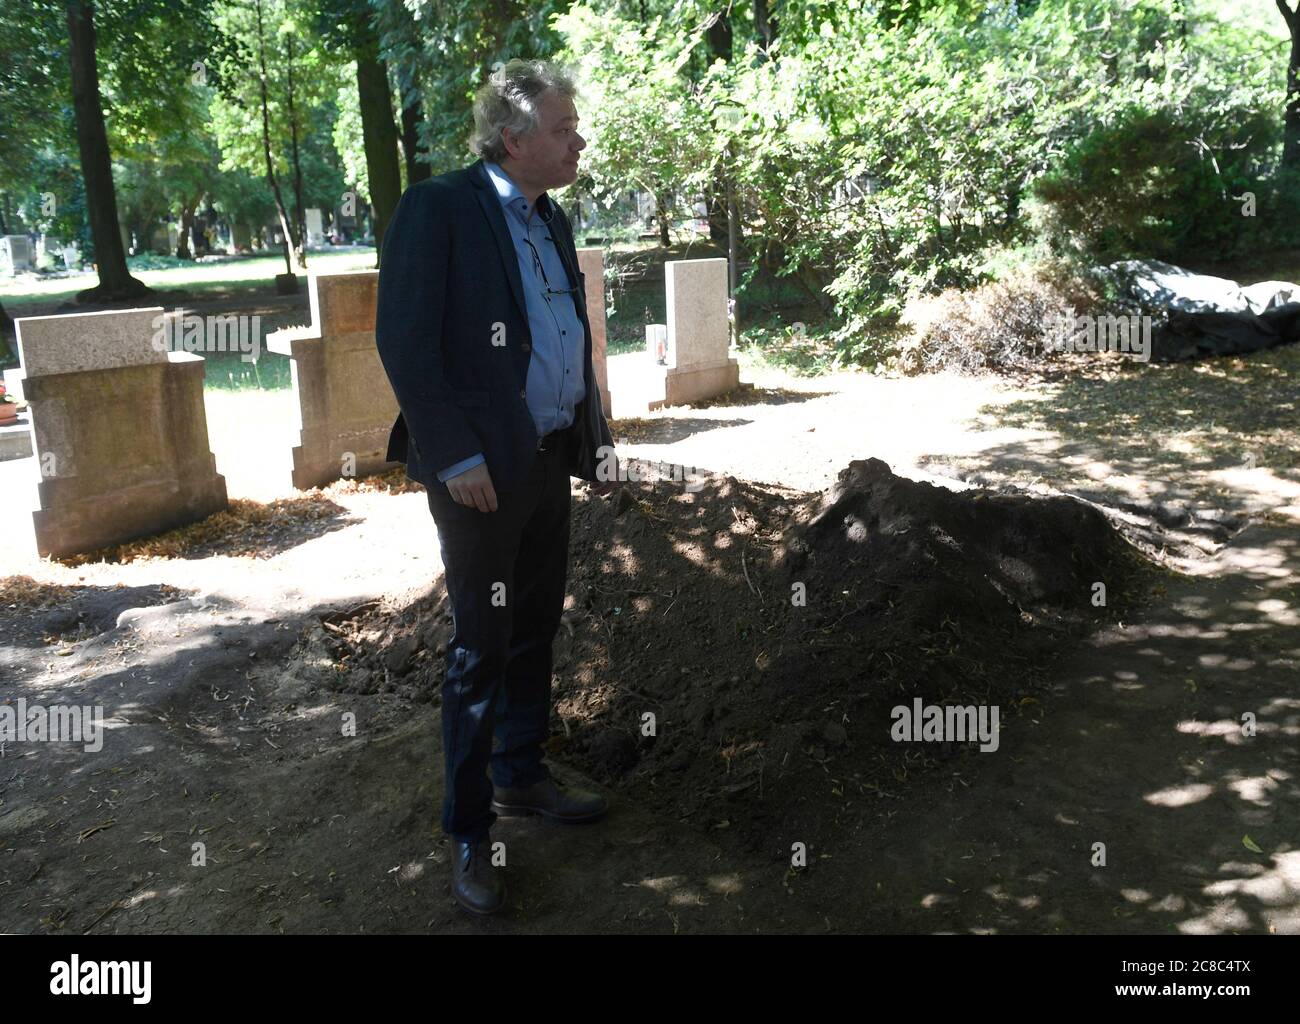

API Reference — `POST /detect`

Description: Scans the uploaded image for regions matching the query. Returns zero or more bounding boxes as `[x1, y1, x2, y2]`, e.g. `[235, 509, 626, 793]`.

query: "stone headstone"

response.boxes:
[16, 307, 169, 377]
[0, 235, 32, 275]
[661, 257, 739, 407]
[306, 208, 325, 247]
[14, 307, 227, 557]
[576, 247, 613, 419]
[266, 269, 401, 490]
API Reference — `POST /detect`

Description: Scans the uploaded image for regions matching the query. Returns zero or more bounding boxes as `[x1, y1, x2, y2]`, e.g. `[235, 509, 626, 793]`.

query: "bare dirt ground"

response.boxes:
[1, 345, 1296, 934]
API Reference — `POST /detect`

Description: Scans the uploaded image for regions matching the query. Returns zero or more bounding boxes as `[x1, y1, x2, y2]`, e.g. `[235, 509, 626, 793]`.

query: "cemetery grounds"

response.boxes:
[0, 265, 1298, 935]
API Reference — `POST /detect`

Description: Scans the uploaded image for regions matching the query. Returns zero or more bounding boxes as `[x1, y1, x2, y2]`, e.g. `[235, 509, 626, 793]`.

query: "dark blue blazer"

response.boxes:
[375, 158, 614, 494]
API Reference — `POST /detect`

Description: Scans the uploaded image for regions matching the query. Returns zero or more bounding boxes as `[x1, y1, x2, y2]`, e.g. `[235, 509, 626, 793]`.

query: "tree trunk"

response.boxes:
[1004, 184, 1021, 230]
[285, 32, 307, 268]
[65, 0, 148, 301]
[399, 69, 430, 185]
[356, 48, 403, 262]
[754, 0, 777, 48]
[656, 194, 671, 248]
[727, 170, 739, 291]
[400, 106, 427, 185]
[705, 10, 733, 245]
[254, 0, 296, 277]
[1280, 1, 1300, 170]
[176, 200, 195, 259]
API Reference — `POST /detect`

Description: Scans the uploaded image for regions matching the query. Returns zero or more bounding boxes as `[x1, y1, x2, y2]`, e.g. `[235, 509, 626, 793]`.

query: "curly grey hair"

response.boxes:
[469, 59, 578, 163]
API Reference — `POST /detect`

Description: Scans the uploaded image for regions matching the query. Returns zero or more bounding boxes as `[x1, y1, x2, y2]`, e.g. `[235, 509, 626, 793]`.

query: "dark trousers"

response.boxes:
[426, 431, 572, 843]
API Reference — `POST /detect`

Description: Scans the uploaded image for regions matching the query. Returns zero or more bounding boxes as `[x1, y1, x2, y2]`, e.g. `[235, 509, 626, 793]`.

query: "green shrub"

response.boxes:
[1032, 104, 1284, 264]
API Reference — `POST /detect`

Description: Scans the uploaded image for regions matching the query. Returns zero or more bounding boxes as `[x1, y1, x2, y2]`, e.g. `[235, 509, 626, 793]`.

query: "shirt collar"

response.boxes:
[483, 160, 552, 222]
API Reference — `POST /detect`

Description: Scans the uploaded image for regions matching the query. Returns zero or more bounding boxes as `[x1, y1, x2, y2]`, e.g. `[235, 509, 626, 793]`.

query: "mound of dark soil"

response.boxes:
[311, 458, 1151, 855]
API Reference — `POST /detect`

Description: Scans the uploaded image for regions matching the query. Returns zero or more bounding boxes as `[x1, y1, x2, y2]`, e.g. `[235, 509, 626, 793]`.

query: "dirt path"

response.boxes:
[2, 350, 1296, 933]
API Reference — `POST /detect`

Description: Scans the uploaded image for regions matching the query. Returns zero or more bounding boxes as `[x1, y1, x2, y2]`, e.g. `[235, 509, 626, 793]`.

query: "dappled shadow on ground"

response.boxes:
[609, 385, 836, 445]
[692, 383, 837, 409]
[920, 347, 1300, 527]
[836, 526, 1299, 935]
[5, 345, 1295, 933]
[0, 578, 186, 651]
[874, 347, 1300, 933]
[611, 414, 755, 445]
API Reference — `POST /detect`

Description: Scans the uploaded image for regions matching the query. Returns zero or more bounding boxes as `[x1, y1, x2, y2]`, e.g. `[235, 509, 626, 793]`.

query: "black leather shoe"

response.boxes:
[492, 776, 609, 823]
[450, 835, 504, 916]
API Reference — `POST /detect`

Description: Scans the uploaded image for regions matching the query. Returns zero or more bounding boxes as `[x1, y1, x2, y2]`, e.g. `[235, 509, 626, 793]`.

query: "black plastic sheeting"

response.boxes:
[1150, 302, 1300, 362]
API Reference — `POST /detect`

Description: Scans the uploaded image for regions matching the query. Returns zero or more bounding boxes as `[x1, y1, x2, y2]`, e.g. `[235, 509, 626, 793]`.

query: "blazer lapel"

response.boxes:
[469, 159, 530, 325]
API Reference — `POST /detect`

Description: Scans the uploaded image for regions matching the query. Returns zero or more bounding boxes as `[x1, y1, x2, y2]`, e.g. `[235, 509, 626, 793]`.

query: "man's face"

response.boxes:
[503, 90, 585, 192]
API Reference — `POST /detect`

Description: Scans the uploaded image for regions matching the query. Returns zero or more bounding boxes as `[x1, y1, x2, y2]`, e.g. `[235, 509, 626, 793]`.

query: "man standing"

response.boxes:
[375, 59, 619, 917]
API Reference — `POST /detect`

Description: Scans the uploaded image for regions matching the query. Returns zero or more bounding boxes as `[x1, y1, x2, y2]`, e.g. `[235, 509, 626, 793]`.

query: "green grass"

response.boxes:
[0, 249, 378, 313]
[202, 351, 294, 392]
[2, 249, 377, 384]
[738, 316, 854, 376]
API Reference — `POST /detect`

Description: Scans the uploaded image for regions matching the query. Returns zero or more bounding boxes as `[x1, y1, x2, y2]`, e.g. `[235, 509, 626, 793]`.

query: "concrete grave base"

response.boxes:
[656, 358, 741, 410]
[0, 415, 34, 461]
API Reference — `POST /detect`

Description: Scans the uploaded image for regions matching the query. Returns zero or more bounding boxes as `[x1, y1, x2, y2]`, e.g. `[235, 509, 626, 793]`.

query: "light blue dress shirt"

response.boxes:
[436, 161, 587, 483]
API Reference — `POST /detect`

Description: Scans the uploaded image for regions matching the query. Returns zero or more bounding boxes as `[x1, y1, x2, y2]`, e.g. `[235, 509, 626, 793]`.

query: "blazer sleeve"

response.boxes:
[375, 184, 484, 477]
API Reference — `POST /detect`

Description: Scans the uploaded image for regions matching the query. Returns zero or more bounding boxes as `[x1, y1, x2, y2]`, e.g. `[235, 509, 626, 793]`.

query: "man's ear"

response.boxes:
[501, 125, 524, 161]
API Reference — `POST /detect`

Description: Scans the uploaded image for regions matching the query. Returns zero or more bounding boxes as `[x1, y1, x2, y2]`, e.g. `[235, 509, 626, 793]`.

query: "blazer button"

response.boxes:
[519, 387, 526, 399]
[521, 342, 531, 352]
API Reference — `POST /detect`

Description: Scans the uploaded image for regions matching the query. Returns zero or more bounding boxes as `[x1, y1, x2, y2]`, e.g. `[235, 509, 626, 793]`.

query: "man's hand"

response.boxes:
[446, 462, 499, 512]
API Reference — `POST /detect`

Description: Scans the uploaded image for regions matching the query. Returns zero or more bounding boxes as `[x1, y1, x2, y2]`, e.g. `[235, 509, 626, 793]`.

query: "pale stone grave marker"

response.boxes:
[14, 307, 227, 557]
[267, 269, 402, 490]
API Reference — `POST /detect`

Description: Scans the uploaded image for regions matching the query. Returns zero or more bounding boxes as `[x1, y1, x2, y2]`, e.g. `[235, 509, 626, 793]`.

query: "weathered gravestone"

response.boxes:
[15, 307, 227, 557]
[0, 235, 32, 276]
[660, 257, 740, 408]
[605, 258, 744, 418]
[576, 247, 613, 419]
[266, 269, 402, 490]
[306, 208, 325, 248]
